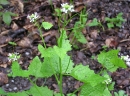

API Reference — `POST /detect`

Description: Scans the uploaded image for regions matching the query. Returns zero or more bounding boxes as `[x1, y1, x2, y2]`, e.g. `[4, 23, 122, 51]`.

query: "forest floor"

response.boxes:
[0, 0, 130, 96]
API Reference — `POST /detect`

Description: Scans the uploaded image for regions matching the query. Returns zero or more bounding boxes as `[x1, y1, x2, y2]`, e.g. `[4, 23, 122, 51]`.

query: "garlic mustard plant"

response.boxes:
[61, 3, 74, 13]
[27, 12, 39, 22]
[8, 52, 20, 62]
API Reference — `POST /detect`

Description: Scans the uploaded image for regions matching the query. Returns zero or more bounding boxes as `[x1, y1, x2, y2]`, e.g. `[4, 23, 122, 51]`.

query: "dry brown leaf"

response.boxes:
[105, 38, 118, 48]
[17, 37, 32, 48]
[90, 30, 98, 39]
[0, 72, 8, 84]
[10, 0, 24, 13]
[11, 22, 19, 31]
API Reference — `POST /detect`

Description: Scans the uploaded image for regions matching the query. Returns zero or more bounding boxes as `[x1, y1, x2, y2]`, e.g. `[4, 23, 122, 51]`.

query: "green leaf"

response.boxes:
[42, 22, 53, 30]
[88, 18, 99, 27]
[103, 88, 112, 96]
[73, 30, 87, 44]
[58, 29, 71, 51]
[41, 54, 74, 77]
[54, 8, 61, 17]
[67, 93, 76, 96]
[80, 83, 106, 96]
[54, 93, 65, 96]
[28, 56, 43, 77]
[38, 44, 55, 58]
[8, 41, 17, 46]
[27, 86, 53, 96]
[107, 23, 114, 29]
[3, 12, 12, 25]
[71, 64, 106, 86]
[114, 90, 128, 96]
[0, 5, 3, 9]
[11, 61, 29, 77]
[0, 88, 6, 95]
[110, 57, 127, 68]
[7, 91, 28, 96]
[97, 50, 127, 72]
[0, 0, 9, 5]
[11, 56, 43, 77]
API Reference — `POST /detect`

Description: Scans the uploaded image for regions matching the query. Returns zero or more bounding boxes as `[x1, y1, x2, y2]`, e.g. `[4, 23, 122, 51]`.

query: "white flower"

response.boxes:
[61, 3, 75, 13]
[27, 12, 39, 22]
[126, 61, 130, 67]
[121, 55, 130, 67]
[104, 79, 112, 84]
[8, 52, 20, 62]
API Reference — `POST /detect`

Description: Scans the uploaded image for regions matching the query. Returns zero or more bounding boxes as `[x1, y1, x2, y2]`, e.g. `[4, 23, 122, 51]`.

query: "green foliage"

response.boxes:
[105, 12, 125, 29]
[10, 56, 43, 77]
[27, 86, 53, 96]
[0, 0, 9, 5]
[0, 11, 17, 26]
[72, 9, 87, 44]
[80, 83, 108, 96]
[71, 64, 106, 86]
[88, 18, 104, 31]
[42, 22, 53, 30]
[8, 41, 17, 46]
[38, 29, 73, 77]
[97, 50, 127, 72]
[114, 90, 128, 96]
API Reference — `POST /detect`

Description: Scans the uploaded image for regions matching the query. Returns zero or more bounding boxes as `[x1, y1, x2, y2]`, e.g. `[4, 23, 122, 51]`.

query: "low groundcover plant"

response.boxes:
[0, 2, 128, 96]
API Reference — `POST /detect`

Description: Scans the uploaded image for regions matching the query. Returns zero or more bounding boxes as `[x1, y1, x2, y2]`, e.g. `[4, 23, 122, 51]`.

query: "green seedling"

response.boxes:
[0, 0, 17, 26]
[8, 41, 17, 46]
[71, 8, 87, 44]
[0, 2, 128, 96]
[114, 90, 128, 96]
[88, 18, 104, 31]
[105, 12, 125, 29]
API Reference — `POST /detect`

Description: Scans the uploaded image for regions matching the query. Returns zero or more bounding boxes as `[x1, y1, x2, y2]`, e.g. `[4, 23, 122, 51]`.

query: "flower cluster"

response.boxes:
[27, 12, 39, 22]
[121, 55, 130, 67]
[103, 79, 112, 85]
[8, 52, 20, 62]
[61, 3, 74, 13]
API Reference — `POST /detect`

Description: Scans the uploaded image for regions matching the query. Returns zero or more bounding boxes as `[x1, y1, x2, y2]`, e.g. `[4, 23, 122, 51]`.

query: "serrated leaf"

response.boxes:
[11, 56, 43, 77]
[28, 56, 43, 77]
[3, 12, 12, 25]
[71, 64, 105, 86]
[103, 88, 112, 96]
[97, 50, 121, 72]
[42, 22, 53, 30]
[97, 50, 127, 72]
[58, 29, 71, 51]
[74, 30, 87, 44]
[0, 0, 9, 5]
[110, 57, 127, 68]
[67, 93, 76, 96]
[41, 54, 74, 77]
[11, 61, 29, 77]
[80, 83, 106, 96]
[38, 44, 55, 57]
[27, 86, 53, 96]
[88, 18, 99, 27]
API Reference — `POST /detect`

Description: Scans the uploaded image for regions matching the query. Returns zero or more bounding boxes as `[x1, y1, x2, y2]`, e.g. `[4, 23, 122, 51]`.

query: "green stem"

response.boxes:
[28, 77, 43, 96]
[59, 58, 63, 96]
[70, 85, 83, 96]
[64, 56, 71, 74]
[35, 22, 46, 48]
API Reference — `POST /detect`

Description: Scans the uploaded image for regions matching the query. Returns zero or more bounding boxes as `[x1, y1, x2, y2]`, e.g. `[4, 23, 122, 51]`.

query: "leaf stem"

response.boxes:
[59, 57, 63, 96]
